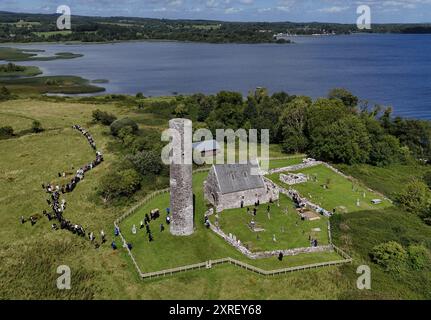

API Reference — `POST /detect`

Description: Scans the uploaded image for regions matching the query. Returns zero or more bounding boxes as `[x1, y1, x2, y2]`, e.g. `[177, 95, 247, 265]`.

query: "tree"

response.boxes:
[125, 150, 163, 176]
[136, 92, 144, 99]
[99, 168, 141, 201]
[309, 115, 371, 164]
[206, 99, 244, 132]
[307, 98, 349, 139]
[371, 241, 408, 272]
[0, 86, 11, 100]
[423, 171, 431, 189]
[380, 107, 393, 131]
[92, 109, 117, 125]
[369, 134, 403, 166]
[110, 118, 138, 136]
[271, 91, 292, 104]
[407, 244, 430, 270]
[173, 103, 188, 118]
[0, 126, 14, 138]
[390, 118, 431, 160]
[244, 96, 258, 121]
[31, 120, 43, 133]
[253, 87, 269, 103]
[196, 94, 215, 122]
[278, 96, 311, 153]
[328, 88, 359, 109]
[395, 179, 430, 215]
[216, 91, 243, 107]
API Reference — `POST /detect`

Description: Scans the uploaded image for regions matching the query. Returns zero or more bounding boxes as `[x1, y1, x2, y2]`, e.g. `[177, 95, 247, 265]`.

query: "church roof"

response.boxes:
[192, 139, 220, 152]
[212, 162, 265, 195]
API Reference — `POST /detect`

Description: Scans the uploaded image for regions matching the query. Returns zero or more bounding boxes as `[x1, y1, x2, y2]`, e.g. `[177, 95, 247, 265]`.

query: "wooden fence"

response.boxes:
[114, 160, 352, 281]
[139, 248, 352, 279]
[114, 188, 169, 226]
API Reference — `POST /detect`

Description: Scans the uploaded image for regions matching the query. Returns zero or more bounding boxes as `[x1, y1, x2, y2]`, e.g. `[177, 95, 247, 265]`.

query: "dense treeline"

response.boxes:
[173, 88, 431, 167]
[1, 11, 431, 44]
[0, 62, 25, 72]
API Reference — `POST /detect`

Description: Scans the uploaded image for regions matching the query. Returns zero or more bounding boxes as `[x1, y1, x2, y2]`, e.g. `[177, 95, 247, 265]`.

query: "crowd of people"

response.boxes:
[130, 208, 170, 245]
[21, 125, 108, 249]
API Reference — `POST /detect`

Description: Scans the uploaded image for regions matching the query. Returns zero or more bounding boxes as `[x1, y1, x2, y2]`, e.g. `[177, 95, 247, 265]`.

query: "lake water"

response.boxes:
[4, 34, 431, 119]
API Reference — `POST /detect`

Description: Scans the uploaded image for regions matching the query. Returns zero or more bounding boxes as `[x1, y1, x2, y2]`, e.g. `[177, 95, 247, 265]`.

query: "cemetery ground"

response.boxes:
[119, 172, 339, 274]
[1, 97, 431, 299]
[209, 194, 329, 252]
[267, 164, 393, 214]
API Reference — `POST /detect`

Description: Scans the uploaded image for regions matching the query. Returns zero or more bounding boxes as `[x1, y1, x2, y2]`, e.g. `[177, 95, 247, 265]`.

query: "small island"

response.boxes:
[0, 62, 42, 77]
[0, 47, 83, 62]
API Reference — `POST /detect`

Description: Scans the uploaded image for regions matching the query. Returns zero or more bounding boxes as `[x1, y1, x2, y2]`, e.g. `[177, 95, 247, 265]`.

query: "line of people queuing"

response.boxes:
[21, 125, 108, 249]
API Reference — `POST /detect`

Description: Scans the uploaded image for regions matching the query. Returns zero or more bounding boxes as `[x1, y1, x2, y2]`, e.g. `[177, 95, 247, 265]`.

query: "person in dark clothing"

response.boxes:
[111, 241, 117, 250]
[148, 233, 154, 242]
[160, 224, 165, 232]
[278, 252, 284, 261]
[30, 216, 37, 226]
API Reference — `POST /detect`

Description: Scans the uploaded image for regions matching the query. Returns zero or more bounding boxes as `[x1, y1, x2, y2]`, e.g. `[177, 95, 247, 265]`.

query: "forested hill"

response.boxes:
[1, 11, 431, 44]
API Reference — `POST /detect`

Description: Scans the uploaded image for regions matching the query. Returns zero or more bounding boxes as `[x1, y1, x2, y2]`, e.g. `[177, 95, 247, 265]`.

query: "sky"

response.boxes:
[1, 0, 431, 23]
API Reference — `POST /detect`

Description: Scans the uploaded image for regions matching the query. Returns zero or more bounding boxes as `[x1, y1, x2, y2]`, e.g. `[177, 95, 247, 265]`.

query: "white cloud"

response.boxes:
[225, 7, 242, 13]
[317, 6, 349, 13]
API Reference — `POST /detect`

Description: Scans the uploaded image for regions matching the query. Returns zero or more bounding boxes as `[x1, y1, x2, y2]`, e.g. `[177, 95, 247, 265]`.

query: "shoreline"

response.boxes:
[0, 32, 429, 47]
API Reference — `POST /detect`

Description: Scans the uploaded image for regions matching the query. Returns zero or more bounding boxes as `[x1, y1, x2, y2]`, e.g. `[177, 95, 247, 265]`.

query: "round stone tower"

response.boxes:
[169, 118, 194, 236]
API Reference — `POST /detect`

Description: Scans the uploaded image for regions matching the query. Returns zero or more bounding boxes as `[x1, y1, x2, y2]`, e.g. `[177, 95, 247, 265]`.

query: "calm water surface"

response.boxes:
[4, 34, 431, 119]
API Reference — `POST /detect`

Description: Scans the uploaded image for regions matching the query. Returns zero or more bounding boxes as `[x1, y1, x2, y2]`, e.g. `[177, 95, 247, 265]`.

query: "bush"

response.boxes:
[99, 168, 141, 201]
[92, 109, 117, 126]
[0, 126, 14, 138]
[395, 179, 430, 215]
[0, 86, 11, 100]
[407, 244, 430, 270]
[125, 150, 163, 176]
[31, 120, 43, 133]
[423, 171, 431, 189]
[369, 135, 403, 167]
[110, 118, 138, 136]
[371, 241, 408, 272]
[328, 88, 358, 109]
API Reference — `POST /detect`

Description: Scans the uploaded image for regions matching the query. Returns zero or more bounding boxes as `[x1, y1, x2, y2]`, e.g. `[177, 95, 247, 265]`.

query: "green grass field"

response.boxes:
[120, 172, 338, 273]
[267, 164, 392, 214]
[0, 98, 351, 299]
[1, 97, 430, 300]
[211, 194, 329, 252]
[336, 163, 430, 199]
[264, 156, 305, 170]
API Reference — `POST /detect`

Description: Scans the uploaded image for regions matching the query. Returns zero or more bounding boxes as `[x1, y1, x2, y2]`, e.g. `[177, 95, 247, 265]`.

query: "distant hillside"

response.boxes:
[0, 11, 431, 44]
